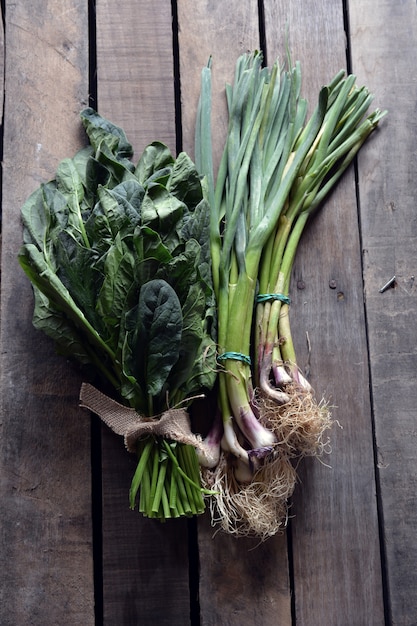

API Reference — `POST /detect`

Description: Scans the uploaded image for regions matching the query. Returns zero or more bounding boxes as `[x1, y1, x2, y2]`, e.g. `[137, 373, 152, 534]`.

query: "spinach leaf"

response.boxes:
[96, 232, 137, 330]
[132, 225, 172, 286]
[95, 181, 143, 239]
[141, 184, 185, 250]
[56, 158, 90, 247]
[19, 108, 217, 415]
[19, 107, 219, 522]
[21, 183, 67, 262]
[18, 244, 114, 363]
[55, 231, 103, 332]
[165, 282, 205, 393]
[135, 141, 174, 185]
[136, 279, 183, 399]
[157, 238, 200, 296]
[167, 151, 203, 209]
[32, 289, 92, 365]
[85, 155, 112, 199]
[94, 140, 136, 185]
[81, 107, 133, 159]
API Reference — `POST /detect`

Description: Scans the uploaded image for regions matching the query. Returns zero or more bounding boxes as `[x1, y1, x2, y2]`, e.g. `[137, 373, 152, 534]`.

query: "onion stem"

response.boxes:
[195, 51, 386, 487]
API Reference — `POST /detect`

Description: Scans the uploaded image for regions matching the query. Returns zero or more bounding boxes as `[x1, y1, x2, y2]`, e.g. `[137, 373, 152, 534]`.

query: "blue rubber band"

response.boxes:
[256, 293, 291, 305]
[217, 351, 251, 366]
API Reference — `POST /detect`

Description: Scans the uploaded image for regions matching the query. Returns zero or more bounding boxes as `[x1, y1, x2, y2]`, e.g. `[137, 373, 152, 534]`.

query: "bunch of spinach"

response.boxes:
[19, 108, 217, 519]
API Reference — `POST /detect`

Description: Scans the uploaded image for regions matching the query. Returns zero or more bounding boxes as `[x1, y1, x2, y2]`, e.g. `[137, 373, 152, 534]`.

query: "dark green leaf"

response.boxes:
[85, 155, 112, 198]
[55, 158, 89, 246]
[56, 157, 84, 201]
[167, 151, 203, 208]
[54, 231, 103, 331]
[21, 182, 67, 257]
[166, 283, 205, 394]
[137, 279, 182, 398]
[157, 239, 200, 297]
[73, 145, 95, 186]
[141, 184, 185, 250]
[95, 140, 136, 185]
[135, 141, 174, 185]
[132, 225, 172, 285]
[111, 179, 145, 215]
[32, 288, 92, 364]
[18, 243, 114, 362]
[181, 198, 211, 267]
[96, 182, 141, 240]
[96, 233, 137, 330]
[80, 107, 133, 159]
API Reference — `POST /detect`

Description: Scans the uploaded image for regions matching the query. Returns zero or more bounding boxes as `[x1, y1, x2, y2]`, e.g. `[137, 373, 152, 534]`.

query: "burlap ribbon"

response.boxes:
[79, 382, 205, 453]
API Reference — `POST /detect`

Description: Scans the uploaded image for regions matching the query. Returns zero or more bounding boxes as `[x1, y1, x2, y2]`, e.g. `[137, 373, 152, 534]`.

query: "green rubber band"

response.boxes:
[217, 351, 251, 366]
[256, 293, 291, 305]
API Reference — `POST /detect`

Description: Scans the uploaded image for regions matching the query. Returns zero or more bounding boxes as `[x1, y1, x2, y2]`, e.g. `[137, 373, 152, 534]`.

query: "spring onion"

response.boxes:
[195, 51, 386, 538]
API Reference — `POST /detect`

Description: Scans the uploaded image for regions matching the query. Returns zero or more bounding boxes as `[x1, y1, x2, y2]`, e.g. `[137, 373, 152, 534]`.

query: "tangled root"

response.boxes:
[202, 450, 296, 541]
[201, 385, 332, 540]
[256, 384, 332, 458]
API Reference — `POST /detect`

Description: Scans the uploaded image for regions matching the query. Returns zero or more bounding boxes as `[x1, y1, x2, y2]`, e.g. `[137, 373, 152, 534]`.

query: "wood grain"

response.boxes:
[0, 1, 93, 624]
[100, 428, 191, 626]
[96, 0, 177, 157]
[350, 0, 417, 622]
[0, 8, 3, 128]
[177, 2, 292, 624]
[95, 2, 191, 624]
[265, 1, 385, 623]
[198, 516, 291, 626]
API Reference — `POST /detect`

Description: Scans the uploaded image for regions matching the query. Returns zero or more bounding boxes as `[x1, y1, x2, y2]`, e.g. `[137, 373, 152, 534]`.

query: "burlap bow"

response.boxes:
[79, 382, 205, 453]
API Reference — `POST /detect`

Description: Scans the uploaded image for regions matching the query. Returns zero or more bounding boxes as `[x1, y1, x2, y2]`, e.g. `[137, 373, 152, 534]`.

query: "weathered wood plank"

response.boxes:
[96, 0, 176, 156]
[95, 2, 191, 624]
[197, 516, 291, 626]
[349, 0, 417, 622]
[0, 1, 94, 625]
[0, 8, 4, 128]
[265, 1, 385, 623]
[0, 8, 3, 309]
[177, 2, 292, 624]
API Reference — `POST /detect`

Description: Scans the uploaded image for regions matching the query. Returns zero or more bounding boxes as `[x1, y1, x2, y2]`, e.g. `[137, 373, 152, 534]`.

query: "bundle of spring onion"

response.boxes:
[19, 109, 217, 520]
[195, 51, 386, 538]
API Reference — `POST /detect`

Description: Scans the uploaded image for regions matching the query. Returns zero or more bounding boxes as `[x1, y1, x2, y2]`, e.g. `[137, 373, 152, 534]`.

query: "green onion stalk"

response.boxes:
[256, 72, 387, 386]
[254, 73, 386, 457]
[195, 51, 386, 538]
[195, 52, 328, 466]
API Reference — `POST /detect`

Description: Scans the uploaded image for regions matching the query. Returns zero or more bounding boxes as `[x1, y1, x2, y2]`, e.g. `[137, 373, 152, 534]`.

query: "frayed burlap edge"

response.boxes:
[79, 382, 205, 453]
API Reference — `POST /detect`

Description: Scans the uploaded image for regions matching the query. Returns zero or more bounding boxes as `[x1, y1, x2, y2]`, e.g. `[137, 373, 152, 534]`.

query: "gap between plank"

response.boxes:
[171, 5, 200, 624]
[88, 1, 104, 624]
[171, 0, 183, 155]
[343, 1, 391, 622]
[286, 520, 296, 624]
[351, 124, 392, 626]
[342, 0, 353, 74]
[0, 0, 5, 229]
[258, 0, 268, 64]
[188, 517, 201, 626]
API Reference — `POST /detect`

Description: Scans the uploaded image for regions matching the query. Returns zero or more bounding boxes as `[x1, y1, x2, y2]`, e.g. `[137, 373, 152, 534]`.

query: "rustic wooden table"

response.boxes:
[1, 1, 416, 624]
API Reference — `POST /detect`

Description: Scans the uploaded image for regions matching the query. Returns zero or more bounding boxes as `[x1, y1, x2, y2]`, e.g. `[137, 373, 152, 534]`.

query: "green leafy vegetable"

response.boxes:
[19, 108, 217, 520]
